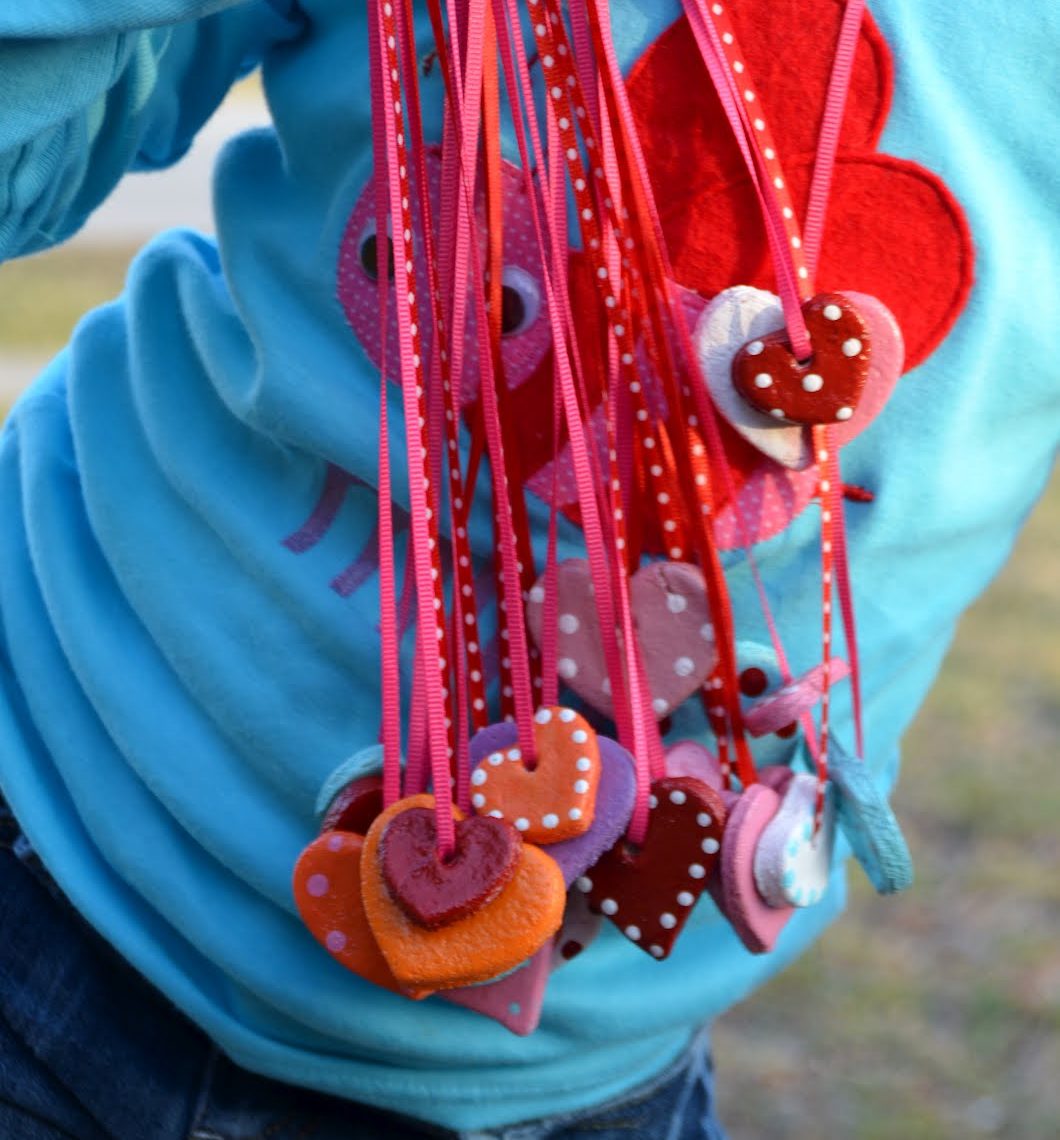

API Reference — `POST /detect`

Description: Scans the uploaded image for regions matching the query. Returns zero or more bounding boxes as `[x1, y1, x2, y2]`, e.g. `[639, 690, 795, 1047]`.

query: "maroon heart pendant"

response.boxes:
[321, 774, 385, 835]
[380, 808, 523, 930]
[732, 293, 872, 425]
[578, 777, 727, 960]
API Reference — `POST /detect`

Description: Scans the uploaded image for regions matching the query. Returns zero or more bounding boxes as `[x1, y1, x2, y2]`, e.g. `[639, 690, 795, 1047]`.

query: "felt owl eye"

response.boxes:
[356, 221, 395, 283]
[338, 147, 554, 407]
[499, 265, 541, 337]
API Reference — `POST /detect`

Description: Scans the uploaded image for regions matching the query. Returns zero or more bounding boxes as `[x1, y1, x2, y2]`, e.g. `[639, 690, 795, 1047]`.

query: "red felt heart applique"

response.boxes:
[379, 807, 522, 929]
[732, 294, 872, 425]
[470, 707, 600, 843]
[578, 776, 727, 960]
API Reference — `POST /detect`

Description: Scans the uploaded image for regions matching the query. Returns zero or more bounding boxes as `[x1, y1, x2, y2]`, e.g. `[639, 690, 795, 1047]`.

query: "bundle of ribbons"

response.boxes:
[293, 0, 915, 1035]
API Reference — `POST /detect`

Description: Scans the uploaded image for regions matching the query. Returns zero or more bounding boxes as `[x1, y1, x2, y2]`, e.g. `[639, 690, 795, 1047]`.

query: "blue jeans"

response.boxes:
[0, 800, 727, 1139]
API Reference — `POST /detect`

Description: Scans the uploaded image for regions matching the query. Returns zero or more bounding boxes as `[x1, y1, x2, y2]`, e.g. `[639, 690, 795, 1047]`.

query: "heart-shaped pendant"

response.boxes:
[665, 740, 724, 791]
[321, 774, 385, 834]
[579, 777, 727, 960]
[551, 888, 604, 967]
[470, 707, 600, 844]
[526, 560, 717, 720]
[293, 830, 428, 997]
[752, 773, 836, 908]
[471, 720, 636, 887]
[380, 808, 522, 929]
[710, 783, 794, 954]
[362, 795, 566, 991]
[732, 293, 872, 426]
[441, 943, 553, 1036]
[829, 739, 914, 895]
[695, 285, 813, 469]
[742, 658, 850, 738]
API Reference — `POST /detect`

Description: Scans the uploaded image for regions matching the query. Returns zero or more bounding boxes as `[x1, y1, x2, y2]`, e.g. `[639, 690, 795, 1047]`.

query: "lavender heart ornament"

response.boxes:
[470, 721, 636, 887]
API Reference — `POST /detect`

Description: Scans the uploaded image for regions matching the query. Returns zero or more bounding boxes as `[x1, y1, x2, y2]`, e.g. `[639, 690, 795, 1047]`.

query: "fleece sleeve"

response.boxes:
[0, 0, 305, 262]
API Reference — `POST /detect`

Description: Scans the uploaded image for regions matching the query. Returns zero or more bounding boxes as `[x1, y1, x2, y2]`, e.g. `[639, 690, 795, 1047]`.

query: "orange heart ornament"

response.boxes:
[293, 830, 432, 999]
[470, 707, 601, 843]
[361, 795, 566, 990]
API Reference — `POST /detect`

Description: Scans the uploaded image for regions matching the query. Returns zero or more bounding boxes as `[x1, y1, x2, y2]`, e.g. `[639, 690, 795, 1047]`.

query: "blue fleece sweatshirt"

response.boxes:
[0, 0, 1057, 1130]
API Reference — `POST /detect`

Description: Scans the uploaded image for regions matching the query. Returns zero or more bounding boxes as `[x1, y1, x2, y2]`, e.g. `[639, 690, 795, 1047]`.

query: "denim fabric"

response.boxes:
[0, 802, 726, 1140]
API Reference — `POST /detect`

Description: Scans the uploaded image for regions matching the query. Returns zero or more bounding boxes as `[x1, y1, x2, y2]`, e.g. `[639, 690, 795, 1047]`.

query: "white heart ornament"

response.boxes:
[695, 286, 905, 471]
[753, 772, 836, 908]
[694, 286, 813, 470]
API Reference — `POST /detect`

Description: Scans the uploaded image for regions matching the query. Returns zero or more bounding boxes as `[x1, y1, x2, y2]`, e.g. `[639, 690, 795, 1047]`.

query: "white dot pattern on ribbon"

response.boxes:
[376, 0, 491, 755]
[529, 1, 695, 564]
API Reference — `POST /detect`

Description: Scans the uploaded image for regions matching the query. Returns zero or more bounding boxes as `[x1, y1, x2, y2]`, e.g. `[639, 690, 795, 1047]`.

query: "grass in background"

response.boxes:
[2, 240, 1057, 1139]
[0, 245, 136, 353]
[715, 470, 1060, 1139]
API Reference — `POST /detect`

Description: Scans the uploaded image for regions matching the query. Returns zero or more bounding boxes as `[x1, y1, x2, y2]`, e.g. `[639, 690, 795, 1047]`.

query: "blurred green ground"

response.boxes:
[1, 244, 1057, 1139]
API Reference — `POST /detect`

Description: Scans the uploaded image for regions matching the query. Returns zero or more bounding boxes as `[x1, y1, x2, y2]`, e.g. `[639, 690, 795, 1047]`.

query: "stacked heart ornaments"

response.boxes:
[297, 793, 566, 995]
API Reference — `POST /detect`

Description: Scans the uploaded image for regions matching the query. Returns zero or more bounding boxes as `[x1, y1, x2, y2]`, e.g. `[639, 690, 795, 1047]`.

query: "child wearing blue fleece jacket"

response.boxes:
[0, 2, 1056, 1138]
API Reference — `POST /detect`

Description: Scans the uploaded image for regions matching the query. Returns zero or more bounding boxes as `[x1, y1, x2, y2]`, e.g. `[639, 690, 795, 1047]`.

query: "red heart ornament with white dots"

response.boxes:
[732, 293, 872, 425]
[577, 776, 727, 960]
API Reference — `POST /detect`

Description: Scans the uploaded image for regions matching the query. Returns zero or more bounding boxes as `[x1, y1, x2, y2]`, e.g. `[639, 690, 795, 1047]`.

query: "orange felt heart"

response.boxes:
[361, 795, 566, 990]
[292, 830, 431, 999]
[470, 707, 601, 843]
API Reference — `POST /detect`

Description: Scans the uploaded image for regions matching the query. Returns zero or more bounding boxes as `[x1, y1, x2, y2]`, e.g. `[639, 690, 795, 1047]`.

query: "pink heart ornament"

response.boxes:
[694, 286, 904, 468]
[752, 773, 836, 908]
[694, 286, 813, 470]
[743, 657, 851, 737]
[710, 783, 795, 954]
[441, 944, 552, 1036]
[527, 559, 718, 720]
[665, 740, 724, 792]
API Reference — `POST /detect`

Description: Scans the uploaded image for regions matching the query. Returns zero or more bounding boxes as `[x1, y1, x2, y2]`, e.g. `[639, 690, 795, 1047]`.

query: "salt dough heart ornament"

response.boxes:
[733, 293, 872, 425]
[293, 830, 428, 998]
[362, 795, 566, 990]
[695, 285, 813, 469]
[470, 707, 600, 844]
[665, 740, 724, 792]
[710, 783, 795, 954]
[829, 740, 914, 895]
[470, 718, 637, 887]
[321, 774, 384, 834]
[579, 777, 727, 960]
[551, 888, 603, 968]
[441, 943, 553, 1036]
[743, 658, 851, 738]
[753, 773, 836, 908]
[315, 744, 385, 820]
[695, 287, 903, 473]
[526, 560, 718, 720]
[379, 808, 522, 929]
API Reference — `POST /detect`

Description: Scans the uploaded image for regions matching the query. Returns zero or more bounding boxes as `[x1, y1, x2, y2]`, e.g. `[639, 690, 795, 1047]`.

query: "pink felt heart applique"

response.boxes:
[527, 560, 718, 720]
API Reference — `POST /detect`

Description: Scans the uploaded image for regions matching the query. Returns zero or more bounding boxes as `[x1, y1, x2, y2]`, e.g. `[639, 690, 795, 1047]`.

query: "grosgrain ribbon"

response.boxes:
[683, 0, 869, 821]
